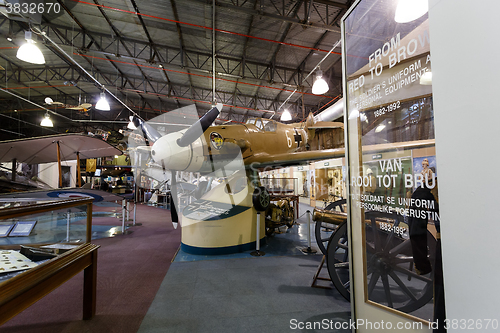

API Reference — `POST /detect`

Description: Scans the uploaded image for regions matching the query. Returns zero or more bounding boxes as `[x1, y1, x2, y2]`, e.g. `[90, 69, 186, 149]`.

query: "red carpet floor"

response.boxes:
[0, 203, 180, 333]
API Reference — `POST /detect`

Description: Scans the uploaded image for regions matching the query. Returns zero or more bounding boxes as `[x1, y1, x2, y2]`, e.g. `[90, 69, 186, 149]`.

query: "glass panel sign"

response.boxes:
[343, 0, 444, 324]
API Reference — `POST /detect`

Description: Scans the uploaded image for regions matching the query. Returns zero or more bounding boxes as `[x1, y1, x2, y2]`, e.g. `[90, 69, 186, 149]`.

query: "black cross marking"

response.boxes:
[294, 129, 302, 148]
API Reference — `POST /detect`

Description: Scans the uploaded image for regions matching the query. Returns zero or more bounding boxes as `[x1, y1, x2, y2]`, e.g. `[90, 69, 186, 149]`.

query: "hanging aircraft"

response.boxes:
[45, 98, 92, 113]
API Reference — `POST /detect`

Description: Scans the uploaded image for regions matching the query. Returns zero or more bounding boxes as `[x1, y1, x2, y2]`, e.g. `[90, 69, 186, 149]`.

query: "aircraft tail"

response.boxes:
[304, 112, 315, 130]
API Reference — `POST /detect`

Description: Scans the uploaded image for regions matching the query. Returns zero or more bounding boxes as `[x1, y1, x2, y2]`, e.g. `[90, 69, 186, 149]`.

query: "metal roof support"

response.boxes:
[34, 20, 320, 85]
[0, 53, 84, 106]
[212, 0, 216, 105]
[169, 0, 196, 109]
[129, 0, 162, 63]
[208, 0, 342, 32]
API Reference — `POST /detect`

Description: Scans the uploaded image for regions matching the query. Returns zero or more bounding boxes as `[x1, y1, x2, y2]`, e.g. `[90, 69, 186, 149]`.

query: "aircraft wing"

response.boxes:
[245, 139, 435, 168]
[0, 133, 122, 164]
[363, 139, 435, 154]
[246, 148, 345, 167]
[307, 121, 344, 129]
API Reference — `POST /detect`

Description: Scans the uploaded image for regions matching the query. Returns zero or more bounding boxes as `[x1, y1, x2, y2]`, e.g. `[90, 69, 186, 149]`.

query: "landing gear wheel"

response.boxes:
[326, 211, 436, 313]
[252, 186, 270, 212]
[315, 198, 346, 255]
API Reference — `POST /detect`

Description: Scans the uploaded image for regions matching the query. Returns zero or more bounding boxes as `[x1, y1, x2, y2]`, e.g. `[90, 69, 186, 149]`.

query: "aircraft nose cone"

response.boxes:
[151, 136, 171, 165]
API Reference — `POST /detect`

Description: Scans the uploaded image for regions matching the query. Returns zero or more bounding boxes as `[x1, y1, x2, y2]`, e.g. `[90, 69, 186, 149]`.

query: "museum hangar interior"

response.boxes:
[0, 0, 499, 332]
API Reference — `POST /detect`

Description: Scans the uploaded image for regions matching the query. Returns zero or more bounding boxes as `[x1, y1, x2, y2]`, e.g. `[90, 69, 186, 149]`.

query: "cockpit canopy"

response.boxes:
[245, 118, 277, 132]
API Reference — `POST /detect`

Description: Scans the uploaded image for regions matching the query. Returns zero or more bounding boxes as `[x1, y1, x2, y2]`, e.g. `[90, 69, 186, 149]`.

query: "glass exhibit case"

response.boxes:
[339, 0, 444, 328]
[0, 197, 99, 324]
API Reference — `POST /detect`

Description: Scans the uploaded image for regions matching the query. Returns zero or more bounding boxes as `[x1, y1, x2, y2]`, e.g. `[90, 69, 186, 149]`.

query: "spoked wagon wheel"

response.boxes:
[326, 221, 350, 300]
[326, 211, 436, 313]
[364, 211, 435, 312]
[315, 199, 346, 255]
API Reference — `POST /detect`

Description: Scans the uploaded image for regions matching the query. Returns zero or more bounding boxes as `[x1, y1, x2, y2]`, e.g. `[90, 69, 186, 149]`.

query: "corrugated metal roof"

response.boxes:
[0, 0, 351, 138]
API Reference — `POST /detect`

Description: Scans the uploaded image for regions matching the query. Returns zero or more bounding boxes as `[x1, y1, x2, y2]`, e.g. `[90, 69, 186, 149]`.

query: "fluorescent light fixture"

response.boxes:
[312, 69, 329, 95]
[375, 124, 386, 133]
[348, 109, 359, 120]
[394, 0, 428, 23]
[420, 71, 432, 85]
[280, 109, 292, 121]
[95, 92, 110, 111]
[16, 31, 45, 64]
[40, 113, 53, 127]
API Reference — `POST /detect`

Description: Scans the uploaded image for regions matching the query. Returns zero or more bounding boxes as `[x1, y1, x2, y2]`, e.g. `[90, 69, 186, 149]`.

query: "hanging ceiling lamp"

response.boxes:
[40, 112, 53, 127]
[420, 71, 432, 85]
[95, 91, 110, 111]
[394, 0, 428, 23]
[280, 109, 292, 122]
[16, 31, 45, 65]
[312, 69, 329, 95]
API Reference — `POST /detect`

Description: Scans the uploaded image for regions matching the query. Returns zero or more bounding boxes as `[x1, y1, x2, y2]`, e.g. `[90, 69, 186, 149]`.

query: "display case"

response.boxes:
[0, 197, 99, 325]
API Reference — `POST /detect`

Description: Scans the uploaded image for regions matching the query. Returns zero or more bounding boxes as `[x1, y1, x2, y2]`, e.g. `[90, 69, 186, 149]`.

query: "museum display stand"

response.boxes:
[0, 197, 99, 325]
[180, 170, 267, 255]
[340, 1, 442, 331]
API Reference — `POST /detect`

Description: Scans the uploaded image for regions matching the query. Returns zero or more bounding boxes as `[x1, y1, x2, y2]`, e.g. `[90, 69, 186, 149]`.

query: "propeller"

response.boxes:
[170, 171, 179, 228]
[131, 103, 223, 228]
[176, 103, 223, 147]
[131, 116, 162, 143]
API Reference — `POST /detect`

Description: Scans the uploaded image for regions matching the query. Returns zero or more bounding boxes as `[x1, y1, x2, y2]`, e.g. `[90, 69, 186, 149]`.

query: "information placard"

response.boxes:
[342, 0, 444, 324]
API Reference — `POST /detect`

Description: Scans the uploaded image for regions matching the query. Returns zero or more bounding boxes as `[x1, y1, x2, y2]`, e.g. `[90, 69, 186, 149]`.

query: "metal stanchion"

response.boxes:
[121, 199, 126, 233]
[250, 212, 265, 256]
[133, 202, 137, 225]
[66, 209, 71, 242]
[126, 201, 130, 221]
[119, 199, 133, 235]
[302, 210, 317, 254]
[127, 201, 142, 227]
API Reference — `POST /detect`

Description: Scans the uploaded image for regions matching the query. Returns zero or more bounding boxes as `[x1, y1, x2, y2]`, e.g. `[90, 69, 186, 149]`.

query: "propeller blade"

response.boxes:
[176, 103, 223, 147]
[131, 116, 162, 144]
[170, 170, 179, 227]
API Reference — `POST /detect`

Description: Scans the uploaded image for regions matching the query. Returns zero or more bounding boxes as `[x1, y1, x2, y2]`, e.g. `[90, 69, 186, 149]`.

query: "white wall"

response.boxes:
[429, 0, 500, 331]
[38, 161, 77, 188]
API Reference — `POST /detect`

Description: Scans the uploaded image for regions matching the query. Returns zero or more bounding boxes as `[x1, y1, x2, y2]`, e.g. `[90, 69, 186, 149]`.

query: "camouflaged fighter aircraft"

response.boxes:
[130, 104, 346, 226]
[131, 104, 345, 174]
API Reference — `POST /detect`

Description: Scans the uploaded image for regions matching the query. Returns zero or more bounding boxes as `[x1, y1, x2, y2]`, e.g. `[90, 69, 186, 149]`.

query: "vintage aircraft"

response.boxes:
[45, 98, 92, 113]
[0, 133, 124, 202]
[129, 103, 346, 228]
[131, 104, 434, 224]
[131, 105, 345, 175]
